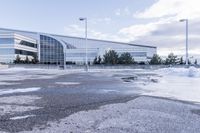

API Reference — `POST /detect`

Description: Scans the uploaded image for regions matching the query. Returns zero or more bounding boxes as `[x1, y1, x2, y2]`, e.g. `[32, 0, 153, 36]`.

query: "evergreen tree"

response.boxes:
[25, 56, 30, 64]
[179, 56, 184, 65]
[32, 54, 39, 64]
[119, 52, 134, 64]
[103, 50, 119, 65]
[97, 56, 102, 64]
[93, 56, 98, 64]
[165, 53, 178, 65]
[14, 55, 21, 64]
[149, 54, 162, 65]
[194, 59, 198, 65]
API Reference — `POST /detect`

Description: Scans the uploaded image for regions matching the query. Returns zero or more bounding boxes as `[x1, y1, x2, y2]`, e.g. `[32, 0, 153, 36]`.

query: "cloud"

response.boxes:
[118, 20, 166, 41]
[115, 7, 131, 16]
[129, 0, 200, 56]
[90, 17, 112, 25]
[64, 24, 123, 42]
[64, 0, 200, 57]
[115, 9, 121, 16]
[134, 0, 200, 20]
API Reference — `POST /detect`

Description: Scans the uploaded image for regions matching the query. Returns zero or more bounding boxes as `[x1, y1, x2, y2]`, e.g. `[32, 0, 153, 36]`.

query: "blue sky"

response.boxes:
[0, 0, 200, 57]
[0, 0, 154, 34]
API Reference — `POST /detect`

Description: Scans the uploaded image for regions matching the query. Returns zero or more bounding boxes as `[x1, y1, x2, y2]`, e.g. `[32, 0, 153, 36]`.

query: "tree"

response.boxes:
[31, 54, 39, 64]
[25, 56, 30, 64]
[103, 50, 119, 65]
[179, 56, 184, 65]
[165, 53, 178, 65]
[119, 52, 134, 64]
[93, 56, 102, 64]
[149, 54, 162, 65]
[93, 56, 98, 64]
[194, 59, 198, 65]
[97, 56, 102, 64]
[14, 55, 21, 64]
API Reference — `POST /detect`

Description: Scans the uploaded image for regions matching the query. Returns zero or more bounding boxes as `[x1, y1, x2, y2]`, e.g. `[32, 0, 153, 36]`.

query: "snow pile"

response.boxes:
[55, 82, 80, 85]
[188, 67, 200, 77]
[0, 87, 41, 95]
[155, 67, 200, 78]
[140, 67, 200, 103]
[10, 115, 36, 120]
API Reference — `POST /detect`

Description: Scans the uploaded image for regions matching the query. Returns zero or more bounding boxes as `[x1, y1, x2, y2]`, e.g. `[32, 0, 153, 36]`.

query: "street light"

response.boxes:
[79, 17, 88, 71]
[180, 19, 189, 66]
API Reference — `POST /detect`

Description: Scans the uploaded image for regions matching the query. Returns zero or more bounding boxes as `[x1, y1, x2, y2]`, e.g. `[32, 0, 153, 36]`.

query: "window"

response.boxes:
[0, 38, 14, 44]
[15, 49, 36, 56]
[18, 40, 37, 48]
[0, 48, 14, 55]
[40, 35, 64, 65]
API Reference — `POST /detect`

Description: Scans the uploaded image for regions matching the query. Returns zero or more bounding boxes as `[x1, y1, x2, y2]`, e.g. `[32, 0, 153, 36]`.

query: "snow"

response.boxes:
[0, 87, 41, 95]
[0, 82, 20, 85]
[155, 66, 200, 78]
[140, 67, 200, 103]
[55, 82, 80, 85]
[10, 115, 35, 120]
[0, 95, 41, 116]
[0, 95, 41, 104]
[0, 105, 41, 116]
[0, 67, 84, 82]
[20, 96, 200, 133]
[2, 66, 199, 132]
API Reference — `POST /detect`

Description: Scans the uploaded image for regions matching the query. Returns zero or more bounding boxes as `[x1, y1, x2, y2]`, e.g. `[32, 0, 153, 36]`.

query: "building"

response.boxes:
[0, 28, 157, 67]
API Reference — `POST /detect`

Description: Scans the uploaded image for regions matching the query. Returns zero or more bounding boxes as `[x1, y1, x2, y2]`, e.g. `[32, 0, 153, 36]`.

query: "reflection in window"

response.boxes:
[0, 38, 14, 44]
[40, 35, 64, 65]
[17, 40, 37, 48]
[0, 48, 14, 55]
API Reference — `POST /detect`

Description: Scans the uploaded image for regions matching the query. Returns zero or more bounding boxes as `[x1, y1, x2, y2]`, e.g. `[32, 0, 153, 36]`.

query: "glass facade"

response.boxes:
[40, 35, 64, 65]
[0, 29, 157, 64]
[65, 52, 97, 57]
[0, 38, 14, 44]
[130, 52, 147, 57]
[0, 48, 14, 55]
[0, 38, 15, 63]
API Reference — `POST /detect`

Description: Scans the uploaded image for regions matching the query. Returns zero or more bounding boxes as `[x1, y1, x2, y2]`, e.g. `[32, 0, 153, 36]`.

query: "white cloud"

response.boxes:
[64, 24, 124, 42]
[64, 0, 200, 57]
[118, 20, 164, 41]
[127, 0, 200, 56]
[115, 7, 131, 16]
[134, 0, 200, 20]
[90, 17, 112, 24]
[115, 9, 121, 16]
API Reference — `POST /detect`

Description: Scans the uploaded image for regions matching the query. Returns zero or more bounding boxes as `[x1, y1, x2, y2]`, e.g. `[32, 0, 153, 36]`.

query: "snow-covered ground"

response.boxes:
[55, 82, 80, 85]
[0, 95, 41, 116]
[0, 87, 41, 95]
[0, 67, 84, 83]
[21, 96, 200, 133]
[140, 67, 200, 103]
[1, 67, 200, 132]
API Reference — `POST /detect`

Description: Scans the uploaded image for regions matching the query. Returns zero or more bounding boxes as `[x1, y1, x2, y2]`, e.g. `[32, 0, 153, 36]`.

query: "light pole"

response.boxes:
[180, 19, 189, 66]
[79, 17, 88, 71]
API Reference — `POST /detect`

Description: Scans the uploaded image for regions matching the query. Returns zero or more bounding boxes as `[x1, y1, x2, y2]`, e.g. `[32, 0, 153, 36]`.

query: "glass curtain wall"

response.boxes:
[0, 38, 14, 63]
[40, 35, 64, 65]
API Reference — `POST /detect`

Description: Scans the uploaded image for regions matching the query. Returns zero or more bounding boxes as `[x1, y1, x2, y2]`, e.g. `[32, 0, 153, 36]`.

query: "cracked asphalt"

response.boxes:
[0, 69, 199, 133]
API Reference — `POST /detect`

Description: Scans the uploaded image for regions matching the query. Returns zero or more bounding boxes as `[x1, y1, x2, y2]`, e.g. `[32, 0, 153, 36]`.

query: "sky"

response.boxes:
[0, 0, 200, 57]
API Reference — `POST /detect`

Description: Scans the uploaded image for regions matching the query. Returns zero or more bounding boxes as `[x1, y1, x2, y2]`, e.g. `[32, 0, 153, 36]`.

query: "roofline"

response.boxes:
[0, 27, 157, 49]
